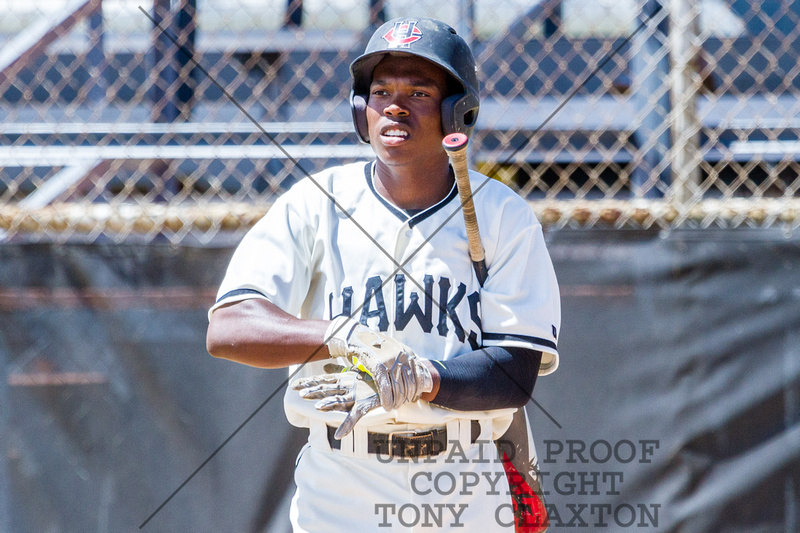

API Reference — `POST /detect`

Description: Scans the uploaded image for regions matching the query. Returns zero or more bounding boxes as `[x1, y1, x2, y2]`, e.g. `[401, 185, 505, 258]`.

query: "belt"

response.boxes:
[327, 420, 481, 458]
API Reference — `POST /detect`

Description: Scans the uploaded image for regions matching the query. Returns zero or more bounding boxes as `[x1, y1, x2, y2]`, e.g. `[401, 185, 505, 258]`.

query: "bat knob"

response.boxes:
[442, 133, 468, 152]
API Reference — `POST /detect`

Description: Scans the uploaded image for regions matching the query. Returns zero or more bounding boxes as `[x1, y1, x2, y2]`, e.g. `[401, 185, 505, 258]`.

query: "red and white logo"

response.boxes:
[382, 21, 423, 48]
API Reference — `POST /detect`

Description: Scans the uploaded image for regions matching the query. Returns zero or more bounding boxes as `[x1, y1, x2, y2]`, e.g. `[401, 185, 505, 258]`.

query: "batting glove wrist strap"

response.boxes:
[325, 315, 360, 358]
[420, 360, 434, 395]
[387, 352, 434, 408]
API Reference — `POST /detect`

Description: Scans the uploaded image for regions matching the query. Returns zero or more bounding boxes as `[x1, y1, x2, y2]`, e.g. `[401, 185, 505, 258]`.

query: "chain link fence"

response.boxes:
[1, 0, 800, 241]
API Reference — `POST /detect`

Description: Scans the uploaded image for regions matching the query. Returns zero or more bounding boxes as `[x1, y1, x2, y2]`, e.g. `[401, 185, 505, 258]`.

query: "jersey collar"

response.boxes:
[364, 162, 459, 228]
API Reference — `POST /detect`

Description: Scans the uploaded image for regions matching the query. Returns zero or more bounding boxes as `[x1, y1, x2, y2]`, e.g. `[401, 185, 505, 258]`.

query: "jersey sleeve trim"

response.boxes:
[216, 288, 267, 302]
[208, 288, 268, 319]
[482, 332, 557, 351]
[482, 333, 559, 376]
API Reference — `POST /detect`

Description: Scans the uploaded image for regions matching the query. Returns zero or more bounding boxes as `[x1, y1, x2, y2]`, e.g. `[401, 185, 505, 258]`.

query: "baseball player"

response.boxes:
[207, 17, 560, 532]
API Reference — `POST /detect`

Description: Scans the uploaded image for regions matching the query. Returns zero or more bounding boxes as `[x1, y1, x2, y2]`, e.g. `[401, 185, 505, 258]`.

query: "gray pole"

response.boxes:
[456, 0, 475, 48]
[631, 0, 671, 198]
[86, 7, 105, 103]
[456, 0, 476, 166]
[151, 0, 178, 122]
[175, 0, 197, 120]
[668, 0, 701, 205]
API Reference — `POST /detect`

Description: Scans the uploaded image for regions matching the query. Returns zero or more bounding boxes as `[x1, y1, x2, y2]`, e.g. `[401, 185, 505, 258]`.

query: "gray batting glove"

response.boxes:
[291, 364, 381, 439]
[324, 317, 433, 411]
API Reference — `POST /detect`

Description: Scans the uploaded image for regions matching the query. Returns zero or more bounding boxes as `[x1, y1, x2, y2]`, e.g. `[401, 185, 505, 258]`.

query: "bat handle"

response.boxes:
[443, 134, 470, 193]
[442, 133, 486, 268]
[442, 133, 469, 164]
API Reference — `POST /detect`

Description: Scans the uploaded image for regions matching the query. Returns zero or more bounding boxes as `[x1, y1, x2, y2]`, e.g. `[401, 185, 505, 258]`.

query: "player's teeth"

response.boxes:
[385, 129, 407, 137]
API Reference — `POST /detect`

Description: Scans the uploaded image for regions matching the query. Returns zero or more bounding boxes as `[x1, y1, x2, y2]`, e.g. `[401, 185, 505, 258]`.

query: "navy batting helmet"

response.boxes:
[350, 17, 480, 144]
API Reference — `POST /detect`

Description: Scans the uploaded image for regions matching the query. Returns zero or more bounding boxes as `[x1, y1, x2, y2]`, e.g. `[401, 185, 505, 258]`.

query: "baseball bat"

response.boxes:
[442, 133, 489, 286]
[443, 134, 549, 531]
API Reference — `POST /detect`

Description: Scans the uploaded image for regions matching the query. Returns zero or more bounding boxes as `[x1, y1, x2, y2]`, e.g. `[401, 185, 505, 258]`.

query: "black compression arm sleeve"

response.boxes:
[430, 346, 542, 411]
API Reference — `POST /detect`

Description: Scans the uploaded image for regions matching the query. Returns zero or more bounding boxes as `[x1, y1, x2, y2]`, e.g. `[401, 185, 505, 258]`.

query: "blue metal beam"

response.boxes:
[0, 0, 101, 86]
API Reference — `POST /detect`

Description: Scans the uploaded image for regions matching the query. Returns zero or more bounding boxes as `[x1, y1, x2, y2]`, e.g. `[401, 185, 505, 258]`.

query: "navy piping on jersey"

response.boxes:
[363, 162, 459, 228]
[482, 332, 558, 352]
[216, 288, 265, 303]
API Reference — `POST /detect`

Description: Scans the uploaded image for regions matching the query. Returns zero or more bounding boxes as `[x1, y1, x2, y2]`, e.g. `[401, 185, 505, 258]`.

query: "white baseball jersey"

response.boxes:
[211, 160, 560, 437]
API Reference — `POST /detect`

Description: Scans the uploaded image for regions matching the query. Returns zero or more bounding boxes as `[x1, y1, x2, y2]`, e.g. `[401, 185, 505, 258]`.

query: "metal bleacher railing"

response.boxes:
[1, 0, 800, 242]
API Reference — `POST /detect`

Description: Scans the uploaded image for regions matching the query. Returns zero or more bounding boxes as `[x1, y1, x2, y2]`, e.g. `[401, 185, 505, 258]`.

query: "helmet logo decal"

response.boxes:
[382, 20, 423, 48]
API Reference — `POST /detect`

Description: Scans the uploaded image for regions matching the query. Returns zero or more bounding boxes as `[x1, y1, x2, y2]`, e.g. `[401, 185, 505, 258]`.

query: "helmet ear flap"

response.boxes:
[441, 94, 461, 135]
[441, 93, 479, 136]
[351, 92, 370, 144]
